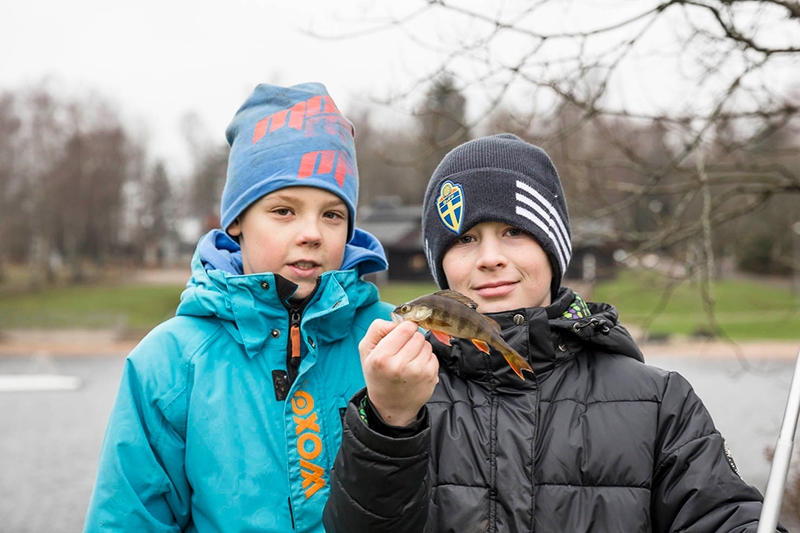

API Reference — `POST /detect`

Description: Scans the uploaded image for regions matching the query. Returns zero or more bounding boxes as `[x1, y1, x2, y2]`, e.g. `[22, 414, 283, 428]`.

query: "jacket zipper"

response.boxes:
[288, 497, 295, 530]
[287, 307, 302, 387]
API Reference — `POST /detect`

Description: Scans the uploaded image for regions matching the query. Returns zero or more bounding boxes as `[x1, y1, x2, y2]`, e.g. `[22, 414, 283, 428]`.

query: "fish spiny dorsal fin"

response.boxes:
[433, 289, 479, 310]
[485, 316, 502, 333]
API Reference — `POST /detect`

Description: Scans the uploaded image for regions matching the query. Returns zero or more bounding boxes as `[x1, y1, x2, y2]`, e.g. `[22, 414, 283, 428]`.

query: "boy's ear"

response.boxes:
[227, 218, 242, 237]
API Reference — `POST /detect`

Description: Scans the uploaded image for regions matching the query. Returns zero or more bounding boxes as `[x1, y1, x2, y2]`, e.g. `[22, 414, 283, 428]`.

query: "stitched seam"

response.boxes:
[160, 324, 225, 415]
[427, 399, 489, 407]
[333, 474, 397, 521]
[655, 430, 720, 474]
[155, 323, 226, 495]
[435, 482, 490, 489]
[539, 398, 659, 406]
[536, 483, 650, 490]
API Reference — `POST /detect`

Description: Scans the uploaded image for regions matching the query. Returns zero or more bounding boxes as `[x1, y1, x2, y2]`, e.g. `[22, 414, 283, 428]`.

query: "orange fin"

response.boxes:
[501, 349, 534, 381]
[472, 339, 490, 353]
[431, 330, 452, 346]
[433, 289, 479, 310]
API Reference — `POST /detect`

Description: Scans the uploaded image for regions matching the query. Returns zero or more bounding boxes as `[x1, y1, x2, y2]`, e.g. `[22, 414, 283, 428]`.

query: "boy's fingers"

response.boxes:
[358, 319, 398, 358]
[404, 339, 437, 378]
[368, 321, 420, 359]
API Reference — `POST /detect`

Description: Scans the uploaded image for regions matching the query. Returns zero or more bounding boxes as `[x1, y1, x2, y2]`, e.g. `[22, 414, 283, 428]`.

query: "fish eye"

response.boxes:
[401, 305, 410, 313]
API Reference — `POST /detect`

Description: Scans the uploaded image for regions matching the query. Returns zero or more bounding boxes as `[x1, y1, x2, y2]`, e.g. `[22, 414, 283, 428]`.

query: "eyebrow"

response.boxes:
[266, 193, 346, 209]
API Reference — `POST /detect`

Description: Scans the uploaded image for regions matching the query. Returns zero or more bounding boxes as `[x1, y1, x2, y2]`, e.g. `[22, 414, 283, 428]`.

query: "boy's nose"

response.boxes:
[296, 218, 322, 246]
[476, 239, 507, 270]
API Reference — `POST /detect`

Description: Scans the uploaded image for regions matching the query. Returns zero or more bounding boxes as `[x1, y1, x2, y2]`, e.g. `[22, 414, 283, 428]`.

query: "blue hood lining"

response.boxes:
[198, 228, 388, 277]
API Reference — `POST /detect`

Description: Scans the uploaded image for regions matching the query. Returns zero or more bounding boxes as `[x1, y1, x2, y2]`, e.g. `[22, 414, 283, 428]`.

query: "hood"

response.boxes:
[176, 229, 385, 351]
[430, 286, 643, 388]
[548, 286, 644, 364]
[195, 228, 387, 277]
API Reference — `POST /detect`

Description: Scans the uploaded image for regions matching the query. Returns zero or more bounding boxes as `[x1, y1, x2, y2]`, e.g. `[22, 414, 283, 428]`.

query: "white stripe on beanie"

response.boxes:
[515, 180, 571, 274]
[516, 180, 571, 254]
[516, 206, 568, 275]
[515, 194, 570, 271]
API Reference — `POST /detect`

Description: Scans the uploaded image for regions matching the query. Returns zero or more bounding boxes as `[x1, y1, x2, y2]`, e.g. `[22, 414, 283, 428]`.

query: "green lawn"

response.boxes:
[594, 270, 800, 340]
[1, 271, 797, 340]
[0, 284, 185, 330]
[0, 280, 439, 333]
[375, 282, 439, 307]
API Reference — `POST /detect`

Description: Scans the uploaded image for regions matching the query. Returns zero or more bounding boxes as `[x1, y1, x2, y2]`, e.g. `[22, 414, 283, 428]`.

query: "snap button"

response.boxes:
[271, 329, 280, 338]
[513, 314, 524, 326]
[260, 280, 270, 290]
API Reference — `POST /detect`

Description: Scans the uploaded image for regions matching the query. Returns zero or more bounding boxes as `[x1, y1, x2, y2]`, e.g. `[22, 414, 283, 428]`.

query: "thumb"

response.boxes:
[359, 319, 398, 360]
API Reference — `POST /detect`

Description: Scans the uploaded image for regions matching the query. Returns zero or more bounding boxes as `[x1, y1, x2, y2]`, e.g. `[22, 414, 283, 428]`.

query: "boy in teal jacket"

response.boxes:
[83, 83, 394, 532]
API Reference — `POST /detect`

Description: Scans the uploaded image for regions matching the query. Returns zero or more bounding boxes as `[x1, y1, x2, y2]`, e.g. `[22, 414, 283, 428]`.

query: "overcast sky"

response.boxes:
[4, 1, 798, 178]
[2, 1, 434, 176]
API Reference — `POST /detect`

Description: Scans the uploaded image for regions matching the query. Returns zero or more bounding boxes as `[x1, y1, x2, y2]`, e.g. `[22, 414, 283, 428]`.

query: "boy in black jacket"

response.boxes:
[324, 134, 785, 532]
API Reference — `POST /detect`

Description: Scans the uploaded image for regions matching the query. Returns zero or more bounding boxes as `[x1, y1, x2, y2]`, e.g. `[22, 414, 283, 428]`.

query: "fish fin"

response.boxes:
[501, 348, 534, 381]
[433, 289, 479, 310]
[472, 339, 491, 354]
[431, 330, 452, 346]
[485, 316, 502, 333]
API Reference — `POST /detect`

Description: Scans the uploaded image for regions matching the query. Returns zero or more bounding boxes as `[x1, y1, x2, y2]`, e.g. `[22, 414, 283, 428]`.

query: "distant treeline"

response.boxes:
[1, 71, 799, 289]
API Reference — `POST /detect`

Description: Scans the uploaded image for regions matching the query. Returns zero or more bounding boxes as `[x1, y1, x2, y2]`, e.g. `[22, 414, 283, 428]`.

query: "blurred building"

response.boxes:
[357, 197, 431, 282]
[358, 198, 623, 285]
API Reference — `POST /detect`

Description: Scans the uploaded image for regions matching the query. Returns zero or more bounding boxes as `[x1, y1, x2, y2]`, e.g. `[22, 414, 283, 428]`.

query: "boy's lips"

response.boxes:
[474, 281, 517, 298]
[286, 261, 322, 278]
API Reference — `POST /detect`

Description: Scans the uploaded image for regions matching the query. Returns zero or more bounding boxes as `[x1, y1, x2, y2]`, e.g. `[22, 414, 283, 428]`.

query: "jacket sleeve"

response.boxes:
[323, 389, 431, 533]
[651, 371, 787, 533]
[83, 354, 191, 532]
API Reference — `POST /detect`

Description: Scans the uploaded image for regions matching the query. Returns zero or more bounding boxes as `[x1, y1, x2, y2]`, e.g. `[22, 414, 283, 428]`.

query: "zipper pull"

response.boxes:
[290, 308, 301, 360]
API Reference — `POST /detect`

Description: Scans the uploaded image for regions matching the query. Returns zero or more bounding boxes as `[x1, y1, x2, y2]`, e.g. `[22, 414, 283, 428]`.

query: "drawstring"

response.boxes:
[572, 317, 611, 335]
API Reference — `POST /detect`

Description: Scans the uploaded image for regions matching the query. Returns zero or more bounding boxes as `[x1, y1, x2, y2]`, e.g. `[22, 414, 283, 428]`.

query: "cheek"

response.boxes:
[324, 228, 348, 267]
[442, 254, 467, 289]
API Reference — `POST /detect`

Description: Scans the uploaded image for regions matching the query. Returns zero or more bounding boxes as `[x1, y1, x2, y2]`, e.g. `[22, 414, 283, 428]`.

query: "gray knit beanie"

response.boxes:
[422, 133, 571, 300]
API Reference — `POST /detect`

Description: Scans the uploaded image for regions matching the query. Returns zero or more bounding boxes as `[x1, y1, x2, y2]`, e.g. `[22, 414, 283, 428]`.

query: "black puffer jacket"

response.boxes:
[324, 288, 784, 533]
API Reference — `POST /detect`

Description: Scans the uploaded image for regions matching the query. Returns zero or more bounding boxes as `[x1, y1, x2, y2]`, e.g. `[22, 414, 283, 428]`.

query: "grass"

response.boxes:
[0, 278, 439, 333]
[376, 282, 439, 307]
[594, 269, 800, 340]
[0, 283, 185, 331]
[1, 270, 797, 341]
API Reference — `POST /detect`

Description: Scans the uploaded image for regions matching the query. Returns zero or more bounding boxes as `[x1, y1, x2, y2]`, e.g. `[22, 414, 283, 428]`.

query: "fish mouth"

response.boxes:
[390, 312, 403, 323]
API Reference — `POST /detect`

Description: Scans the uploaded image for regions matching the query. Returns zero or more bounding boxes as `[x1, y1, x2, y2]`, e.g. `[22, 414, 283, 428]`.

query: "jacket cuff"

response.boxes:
[364, 394, 427, 438]
[347, 388, 430, 458]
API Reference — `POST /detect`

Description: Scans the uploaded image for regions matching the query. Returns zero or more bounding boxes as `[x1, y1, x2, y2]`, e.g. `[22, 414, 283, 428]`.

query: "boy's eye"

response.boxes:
[323, 211, 345, 220]
[506, 227, 522, 237]
[458, 235, 475, 244]
[273, 208, 292, 216]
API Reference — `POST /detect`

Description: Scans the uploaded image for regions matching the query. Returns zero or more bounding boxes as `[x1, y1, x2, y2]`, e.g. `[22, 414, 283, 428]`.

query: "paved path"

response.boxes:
[1, 336, 799, 532]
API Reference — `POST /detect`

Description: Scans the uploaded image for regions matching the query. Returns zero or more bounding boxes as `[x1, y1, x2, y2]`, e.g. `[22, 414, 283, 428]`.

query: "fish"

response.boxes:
[391, 289, 534, 380]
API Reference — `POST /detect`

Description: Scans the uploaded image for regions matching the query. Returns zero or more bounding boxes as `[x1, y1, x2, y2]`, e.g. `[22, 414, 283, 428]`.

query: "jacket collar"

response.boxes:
[430, 287, 643, 389]
[177, 246, 378, 359]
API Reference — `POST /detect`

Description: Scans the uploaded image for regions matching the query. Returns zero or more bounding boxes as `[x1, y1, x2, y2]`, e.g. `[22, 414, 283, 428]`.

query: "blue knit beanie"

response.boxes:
[221, 82, 359, 241]
[422, 134, 571, 300]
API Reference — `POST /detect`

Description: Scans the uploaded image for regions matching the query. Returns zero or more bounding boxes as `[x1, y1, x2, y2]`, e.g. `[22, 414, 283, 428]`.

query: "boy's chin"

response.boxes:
[475, 296, 526, 314]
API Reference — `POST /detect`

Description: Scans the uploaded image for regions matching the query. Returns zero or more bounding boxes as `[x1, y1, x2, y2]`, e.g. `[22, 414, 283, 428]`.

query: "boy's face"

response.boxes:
[442, 221, 552, 313]
[227, 186, 348, 300]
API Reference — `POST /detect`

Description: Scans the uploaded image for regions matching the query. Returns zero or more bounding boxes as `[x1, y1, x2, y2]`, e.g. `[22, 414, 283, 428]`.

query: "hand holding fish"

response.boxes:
[359, 319, 440, 427]
[392, 290, 534, 380]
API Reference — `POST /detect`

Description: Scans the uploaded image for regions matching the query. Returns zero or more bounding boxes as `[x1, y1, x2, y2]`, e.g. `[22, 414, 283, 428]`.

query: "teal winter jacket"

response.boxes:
[84, 231, 393, 532]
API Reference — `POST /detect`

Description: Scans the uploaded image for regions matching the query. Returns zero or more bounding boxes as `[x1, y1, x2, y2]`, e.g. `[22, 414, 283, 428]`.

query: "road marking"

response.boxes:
[0, 374, 82, 392]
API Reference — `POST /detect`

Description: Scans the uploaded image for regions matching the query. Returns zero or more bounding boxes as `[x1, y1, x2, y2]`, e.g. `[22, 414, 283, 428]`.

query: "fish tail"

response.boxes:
[499, 345, 534, 380]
